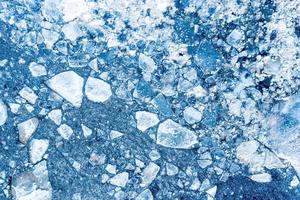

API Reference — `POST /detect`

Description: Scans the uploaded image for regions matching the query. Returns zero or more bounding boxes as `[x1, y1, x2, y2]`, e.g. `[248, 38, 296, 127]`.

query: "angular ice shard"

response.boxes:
[18, 118, 39, 144]
[81, 124, 92, 138]
[28, 62, 47, 77]
[0, 100, 8, 126]
[156, 119, 198, 149]
[57, 124, 73, 140]
[19, 86, 38, 105]
[139, 53, 157, 81]
[29, 139, 49, 164]
[136, 189, 154, 200]
[47, 109, 62, 125]
[250, 173, 272, 183]
[85, 77, 112, 103]
[110, 130, 124, 140]
[183, 107, 203, 124]
[109, 172, 129, 187]
[236, 140, 259, 164]
[60, 0, 89, 22]
[135, 111, 159, 132]
[226, 28, 245, 50]
[140, 162, 160, 187]
[46, 71, 84, 108]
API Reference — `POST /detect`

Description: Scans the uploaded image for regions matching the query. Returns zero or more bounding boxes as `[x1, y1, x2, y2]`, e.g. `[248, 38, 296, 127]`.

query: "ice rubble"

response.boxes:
[85, 77, 112, 103]
[57, 124, 73, 140]
[28, 62, 47, 77]
[19, 86, 38, 105]
[109, 172, 129, 187]
[136, 189, 154, 200]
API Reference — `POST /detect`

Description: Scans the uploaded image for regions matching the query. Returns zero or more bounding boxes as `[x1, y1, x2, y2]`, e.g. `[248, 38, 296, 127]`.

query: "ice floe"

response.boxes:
[135, 111, 159, 132]
[140, 162, 160, 187]
[109, 172, 129, 187]
[28, 62, 47, 77]
[47, 109, 62, 125]
[29, 139, 49, 164]
[57, 124, 73, 140]
[183, 106, 203, 124]
[18, 118, 39, 144]
[85, 77, 112, 103]
[19, 86, 38, 105]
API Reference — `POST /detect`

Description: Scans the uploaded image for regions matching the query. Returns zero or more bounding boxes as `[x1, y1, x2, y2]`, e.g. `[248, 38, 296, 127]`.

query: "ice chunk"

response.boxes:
[135, 111, 159, 132]
[105, 164, 117, 174]
[85, 77, 112, 103]
[57, 124, 73, 140]
[166, 163, 178, 176]
[190, 178, 201, 190]
[136, 189, 154, 200]
[183, 107, 203, 124]
[157, 119, 198, 149]
[236, 140, 259, 164]
[206, 186, 217, 199]
[60, 0, 89, 22]
[139, 54, 157, 81]
[29, 62, 47, 77]
[29, 139, 49, 164]
[250, 173, 272, 183]
[110, 130, 124, 139]
[151, 94, 173, 117]
[62, 21, 83, 42]
[47, 109, 62, 125]
[226, 28, 245, 49]
[0, 100, 8, 126]
[140, 162, 160, 187]
[46, 71, 84, 107]
[81, 124, 92, 138]
[42, 29, 59, 49]
[9, 103, 20, 114]
[109, 172, 129, 187]
[19, 86, 38, 104]
[186, 85, 207, 98]
[18, 118, 39, 144]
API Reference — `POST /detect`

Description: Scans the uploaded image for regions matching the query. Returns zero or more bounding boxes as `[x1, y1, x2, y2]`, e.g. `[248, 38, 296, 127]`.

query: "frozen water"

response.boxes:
[0, 100, 7, 126]
[109, 172, 129, 187]
[28, 62, 47, 77]
[29, 139, 49, 164]
[136, 189, 154, 200]
[18, 118, 39, 144]
[47, 109, 62, 125]
[135, 111, 159, 132]
[85, 77, 112, 103]
[81, 124, 92, 138]
[140, 162, 160, 187]
[19, 86, 38, 105]
[57, 124, 73, 140]
[183, 106, 203, 124]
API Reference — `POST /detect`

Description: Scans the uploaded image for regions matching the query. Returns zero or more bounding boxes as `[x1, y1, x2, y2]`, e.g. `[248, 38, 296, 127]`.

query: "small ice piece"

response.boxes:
[156, 119, 198, 149]
[18, 118, 39, 144]
[206, 186, 217, 198]
[190, 178, 201, 190]
[57, 124, 73, 140]
[42, 29, 59, 49]
[110, 130, 124, 140]
[135, 111, 159, 132]
[0, 100, 8, 126]
[60, 0, 89, 22]
[47, 109, 62, 125]
[9, 103, 20, 114]
[226, 28, 245, 49]
[136, 189, 154, 200]
[250, 173, 272, 183]
[140, 162, 160, 187]
[139, 54, 157, 81]
[81, 124, 92, 138]
[183, 106, 203, 124]
[290, 176, 300, 187]
[72, 161, 81, 171]
[85, 77, 112, 103]
[29, 62, 47, 77]
[198, 152, 213, 168]
[19, 86, 38, 104]
[109, 172, 129, 187]
[186, 85, 207, 98]
[46, 71, 84, 107]
[29, 139, 49, 164]
[149, 150, 161, 161]
[200, 178, 210, 192]
[62, 21, 82, 42]
[166, 163, 179, 176]
[151, 94, 173, 117]
[236, 140, 259, 164]
[105, 164, 117, 174]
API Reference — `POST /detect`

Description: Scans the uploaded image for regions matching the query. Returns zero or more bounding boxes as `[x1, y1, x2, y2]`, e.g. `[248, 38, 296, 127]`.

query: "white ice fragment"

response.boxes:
[290, 176, 300, 187]
[199, 178, 210, 192]
[9, 103, 20, 114]
[47, 109, 62, 125]
[62, 21, 83, 42]
[139, 54, 157, 81]
[135, 111, 159, 132]
[166, 163, 178, 176]
[0, 100, 8, 126]
[85, 77, 112, 103]
[60, 0, 89, 22]
[29, 62, 47, 77]
[226, 28, 245, 49]
[42, 29, 59, 49]
[186, 85, 207, 98]
[18, 118, 39, 144]
[190, 178, 201, 190]
[206, 186, 217, 198]
[250, 173, 272, 183]
[19, 86, 38, 104]
[81, 124, 92, 138]
[236, 140, 259, 164]
[198, 152, 213, 168]
[183, 107, 203, 124]
[72, 161, 81, 171]
[149, 150, 161, 161]
[157, 119, 198, 149]
[57, 124, 73, 140]
[228, 99, 242, 116]
[110, 130, 124, 140]
[109, 172, 129, 187]
[29, 139, 49, 164]
[72, 193, 81, 200]
[136, 189, 154, 200]
[105, 164, 117, 174]
[46, 71, 84, 107]
[140, 162, 160, 187]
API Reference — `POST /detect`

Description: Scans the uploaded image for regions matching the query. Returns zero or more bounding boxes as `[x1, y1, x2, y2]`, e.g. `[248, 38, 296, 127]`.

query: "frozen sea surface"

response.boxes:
[0, 0, 299, 199]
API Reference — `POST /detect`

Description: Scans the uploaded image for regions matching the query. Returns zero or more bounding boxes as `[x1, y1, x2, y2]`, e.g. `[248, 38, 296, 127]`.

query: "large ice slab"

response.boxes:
[0, 100, 8, 126]
[18, 118, 39, 144]
[85, 77, 112, 103]
[46, 71, 84, 108]
[135, 111, 159, 132]
[156, 119, 198, 149]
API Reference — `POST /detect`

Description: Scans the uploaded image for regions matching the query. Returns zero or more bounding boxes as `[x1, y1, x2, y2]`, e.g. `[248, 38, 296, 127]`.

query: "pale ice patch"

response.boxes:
[19, 86, 38, 104]
[140, 162, 160, 187]
[166, 163, 178, 176]
[183, 106, 203, 124]
[157, 119, 198, 149]
[135, 111, 159, 132]
[136, 189, 154, 200]
[109, 172, 129, 187]
[236, 140, 259, 164]
[85, 77, 112, 103]
[57, 124, 73, 140]
[28, 62, 47, 77]
[46, 71, 84, 108]
[41, 29, 59, 49]
[60, 0, 89, 22]
[62, 21, 83, 42]
[110, 130, 124, 140]
[18, 118, 39, 144]
[81, 124, 92, 138]
[47, 109, 62, 125]
[139, 54, 157, 81]
[0, 100, 8, 126]
[29, 139, 49, 164]
[250, 173, 272, 183]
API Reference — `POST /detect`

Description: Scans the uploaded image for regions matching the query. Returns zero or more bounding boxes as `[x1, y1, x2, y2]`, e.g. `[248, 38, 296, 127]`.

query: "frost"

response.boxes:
[47, 109, 62, 125]
[140, 162, 160, 187]
[85, 77, 112, 103]
[18, 118, 39, 144]
[0, 100, 8, 126]
[28, 62, 47, 77]
[81, 124, 92, 138]
[135, 111, 159, 132]
[156, 119, 198, 149]
[139, 54, 157, 81]
[46, 71, 84, 108]
[136, 189, 154, 200]
[57, 124, 73, 140]
[109, 172, 129, 187]
[183, 107, 203, 124]
[250, 173, 272, 183]
[19, 86, 38, 105]
[29, 139, 49, 164]
[110, 130, 124, 140]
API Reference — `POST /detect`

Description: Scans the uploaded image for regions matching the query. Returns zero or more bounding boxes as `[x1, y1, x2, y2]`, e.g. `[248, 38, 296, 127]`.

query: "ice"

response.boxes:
[28, 62, 47, 77]
[18, 118, 39, 144]
[57, 124, 73, 140]
[81, 124, 92, 138]
[135, 111, 159, 132]
[110, 130, 124, 139]
[183, 106, 203, 124]
[148, 150, 161, 161]
[41, 29, 59, 49]
[290, 176, 300, 187]
[156, 119, 198, 149]
[29, 139, 49, 164]
[226, 28, 245, 50]
[166, 163, 178, 176]
[85, 77, 112, 103]
[186, 85, 207, 98]
[140, 162, 160, 187]
[139, 54, 157, 81]
[19, 86, 38, 105]
[109, 172, 129, 187]
[236, 140, 259, 164]
[206, 186, 217, 199]
[47, 109, 62, 125]
[190, 178, 201, 190]
[60, 0, 89, 22]
[198, 152, 212, 168]
[151, 94, 173, 117]
[0, 100, 8, 126]
[9, 103, 20, 114]
[136, 189, 154, 200]
[105, 164, 117, 174]
[250, 173, 272, 183]
[46, 71, 84, 108]
[62, 21, 83, 42]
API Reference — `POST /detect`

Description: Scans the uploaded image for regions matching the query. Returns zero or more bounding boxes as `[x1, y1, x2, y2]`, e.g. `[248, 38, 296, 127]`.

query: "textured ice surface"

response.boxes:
[85, 77, 112, 103]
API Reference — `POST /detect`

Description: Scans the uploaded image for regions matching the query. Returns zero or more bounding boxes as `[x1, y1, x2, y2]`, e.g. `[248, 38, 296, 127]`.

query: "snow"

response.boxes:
[85, 77, 112, 103]
[47, 109, 62, 125]
[57, 124, 73, 140]
[110, 130, 124, 139]
[28, 62, 47, 77]
[29, 139, 49, 164]
[46, 71, 84, 108]
[0, 100, 7, 126]
[81, 124, 92, 138]
[139, 54, 157, 81]
[135, 111, 159, 132]
[136, 189, 154, 200]
[156, 119, 198, 149]
[109, 172, 129, 187]
[18, 118, 39, 144]
[250, 173, 272, 183]
[183, 106, 203, 124]
[140, 162, 160, 187]
[19, 86, 38, 104]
